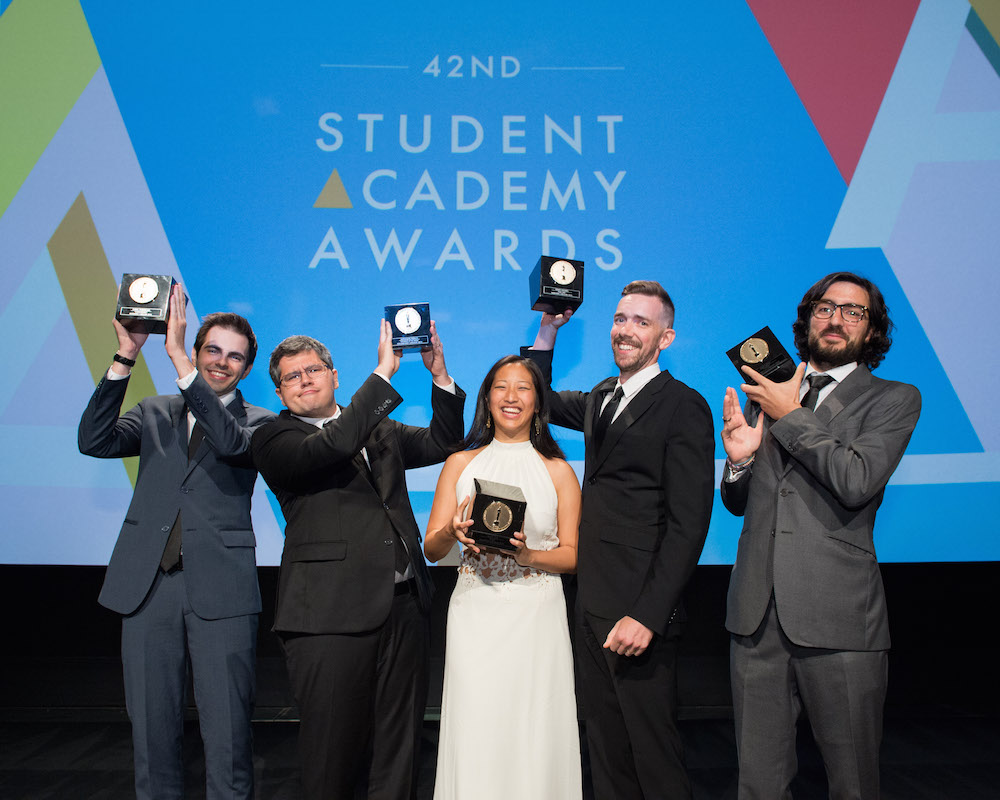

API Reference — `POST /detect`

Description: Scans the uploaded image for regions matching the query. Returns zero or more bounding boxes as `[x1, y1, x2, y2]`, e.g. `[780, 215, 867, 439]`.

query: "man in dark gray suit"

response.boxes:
[721, 271, 921, 800]
[79, 286, 273, 799]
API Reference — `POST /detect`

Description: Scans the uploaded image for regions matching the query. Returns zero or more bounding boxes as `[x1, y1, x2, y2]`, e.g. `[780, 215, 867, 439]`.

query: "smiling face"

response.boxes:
[192, 326, 252, 397]
[487, 362, 538, 442]
[807, 280, 872, 371]
[610, 293, 676, 382]
[274, 350, 339, 418]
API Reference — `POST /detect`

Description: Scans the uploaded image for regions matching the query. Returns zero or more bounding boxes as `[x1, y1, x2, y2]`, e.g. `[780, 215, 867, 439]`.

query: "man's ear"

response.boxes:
[658, 328, 676, 352]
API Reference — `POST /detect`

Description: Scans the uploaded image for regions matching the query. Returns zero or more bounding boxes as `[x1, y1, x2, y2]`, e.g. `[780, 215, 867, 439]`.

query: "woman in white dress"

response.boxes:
[424, 355, 583, 800]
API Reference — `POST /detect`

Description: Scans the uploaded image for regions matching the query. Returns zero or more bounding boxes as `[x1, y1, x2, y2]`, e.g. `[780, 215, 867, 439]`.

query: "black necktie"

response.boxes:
[593, 385, 624, 448]
[801, 374, 834, 411]
[160, 422, 201, 573]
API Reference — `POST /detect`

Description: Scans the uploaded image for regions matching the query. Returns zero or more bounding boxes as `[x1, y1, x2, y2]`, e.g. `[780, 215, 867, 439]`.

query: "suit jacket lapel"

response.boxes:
[169, 396, 189, 463]
[814, 365, 872, 426]
[778, 365, 874, 476]
[185, 390, 248, 474]
[361, 430, 387, 498]
[587, 377, 618, 443]
[589, 371, 671, 473]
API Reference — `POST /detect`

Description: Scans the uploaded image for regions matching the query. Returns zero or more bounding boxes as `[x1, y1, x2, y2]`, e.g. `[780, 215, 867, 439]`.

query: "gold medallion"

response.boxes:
[483, 500, 513, 533]
[739, 337, 769, 364]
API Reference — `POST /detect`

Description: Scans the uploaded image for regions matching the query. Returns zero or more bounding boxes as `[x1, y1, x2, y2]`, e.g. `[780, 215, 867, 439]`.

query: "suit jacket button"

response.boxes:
[779, 488, 788, 496]
[383, 502, 390, 510]
[384, 539, 393, 546]
[161, 526, 170, 532]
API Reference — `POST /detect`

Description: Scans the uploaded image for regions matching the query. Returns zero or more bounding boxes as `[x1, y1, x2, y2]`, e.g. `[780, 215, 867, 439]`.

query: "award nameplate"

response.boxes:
[116, 274, 180, 334]
[529, 255, 584, 314]
[726, 326, 796, 385]
[385, 302, 431, 349]
[469, 478, 527, 554]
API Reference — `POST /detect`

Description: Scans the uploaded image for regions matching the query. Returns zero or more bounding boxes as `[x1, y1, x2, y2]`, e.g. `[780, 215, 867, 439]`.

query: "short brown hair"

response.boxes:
[193, 313, 257, 366]
[621, 280, 675, 327]
[267, 335, 334, 387]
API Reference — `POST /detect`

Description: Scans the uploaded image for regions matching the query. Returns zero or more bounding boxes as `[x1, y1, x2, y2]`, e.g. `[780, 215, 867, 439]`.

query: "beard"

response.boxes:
[807, 325, 866, 369]
[612, 335, 653, 372]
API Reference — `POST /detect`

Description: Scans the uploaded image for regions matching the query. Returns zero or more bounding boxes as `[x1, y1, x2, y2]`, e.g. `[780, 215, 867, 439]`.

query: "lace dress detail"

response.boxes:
[433, 439, 582, 800]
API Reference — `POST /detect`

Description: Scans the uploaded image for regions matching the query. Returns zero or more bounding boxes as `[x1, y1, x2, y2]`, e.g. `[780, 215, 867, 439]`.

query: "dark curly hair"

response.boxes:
[792, 272, 893, 370]
[462, 355, 565, 460]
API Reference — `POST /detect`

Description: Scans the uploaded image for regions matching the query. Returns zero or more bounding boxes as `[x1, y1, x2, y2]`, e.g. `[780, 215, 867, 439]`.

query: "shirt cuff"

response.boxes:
[175, 369, 198, 390]
[724, 456, 754, 482]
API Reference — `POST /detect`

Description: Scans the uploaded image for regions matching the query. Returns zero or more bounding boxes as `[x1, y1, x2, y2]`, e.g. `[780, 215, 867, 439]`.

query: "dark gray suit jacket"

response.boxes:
[723, 365, 921, 650]
[79, 371, 274, 619]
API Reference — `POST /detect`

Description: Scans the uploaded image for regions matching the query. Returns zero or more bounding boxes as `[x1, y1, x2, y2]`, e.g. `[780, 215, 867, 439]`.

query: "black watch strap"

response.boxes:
[113, 353, 137, 368]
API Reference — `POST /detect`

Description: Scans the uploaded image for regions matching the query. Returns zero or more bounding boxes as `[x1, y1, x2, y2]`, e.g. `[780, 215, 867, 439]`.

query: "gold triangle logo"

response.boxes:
[314, 169, 353, 208]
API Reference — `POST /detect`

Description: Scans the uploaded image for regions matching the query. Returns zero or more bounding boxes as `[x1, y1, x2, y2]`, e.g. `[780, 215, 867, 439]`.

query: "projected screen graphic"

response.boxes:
[2, 0, 997, 566]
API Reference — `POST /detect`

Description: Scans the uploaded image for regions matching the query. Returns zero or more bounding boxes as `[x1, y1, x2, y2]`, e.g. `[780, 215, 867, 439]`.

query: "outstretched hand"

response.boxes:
[164, 284, 195, 377]
[375, 318, 401, 380]
[112, 291, 148, 362]
[532, 308, 573, 350]
[720, 386, 764, 464]
[420, 320, 451, 384]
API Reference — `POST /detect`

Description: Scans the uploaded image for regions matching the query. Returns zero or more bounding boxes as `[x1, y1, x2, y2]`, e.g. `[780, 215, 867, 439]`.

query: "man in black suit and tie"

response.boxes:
[721, 272, 921, 799]
[526, 280, 715, 800]
[251, 320, 465, 800]
[78, 286, 273, 799]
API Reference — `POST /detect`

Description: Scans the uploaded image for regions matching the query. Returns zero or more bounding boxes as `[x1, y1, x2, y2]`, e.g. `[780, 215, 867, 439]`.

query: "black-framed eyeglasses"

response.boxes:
[279, 364, 330, 386]
[811, 301, 867, 325]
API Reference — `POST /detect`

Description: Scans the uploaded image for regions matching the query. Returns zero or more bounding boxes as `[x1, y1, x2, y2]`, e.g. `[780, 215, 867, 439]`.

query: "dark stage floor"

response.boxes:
[1, 708, 997, 799]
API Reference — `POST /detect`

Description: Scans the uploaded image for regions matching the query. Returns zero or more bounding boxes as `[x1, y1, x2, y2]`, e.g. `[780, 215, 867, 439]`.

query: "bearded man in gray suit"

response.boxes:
[721, 271, 921, 800]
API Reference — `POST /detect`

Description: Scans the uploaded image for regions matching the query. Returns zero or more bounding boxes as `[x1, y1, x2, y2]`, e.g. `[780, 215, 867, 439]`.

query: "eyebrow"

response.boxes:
[205, 344, 247, 359]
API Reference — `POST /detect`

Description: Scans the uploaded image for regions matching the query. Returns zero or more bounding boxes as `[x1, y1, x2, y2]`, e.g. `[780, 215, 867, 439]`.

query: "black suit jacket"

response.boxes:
[252, 373, 465, 635]
[527, 350, 715, 636]
[78, 372, 274, 618]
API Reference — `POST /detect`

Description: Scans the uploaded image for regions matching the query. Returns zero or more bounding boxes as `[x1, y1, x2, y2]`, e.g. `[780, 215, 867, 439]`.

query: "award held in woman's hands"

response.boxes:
[726, 326, 796, 385]
[469, 478, 527, 554]
[116, 273, 181, 334]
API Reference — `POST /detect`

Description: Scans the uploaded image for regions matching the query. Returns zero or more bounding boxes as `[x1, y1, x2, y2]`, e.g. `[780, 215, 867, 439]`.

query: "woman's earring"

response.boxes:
[486, 415, 492, 429]
[534, 415, 541, 436]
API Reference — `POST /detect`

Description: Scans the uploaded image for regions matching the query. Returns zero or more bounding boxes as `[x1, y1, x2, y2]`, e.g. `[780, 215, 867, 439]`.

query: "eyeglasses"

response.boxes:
[811, 301, 868, 325]
[279, 365, 329, 386]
